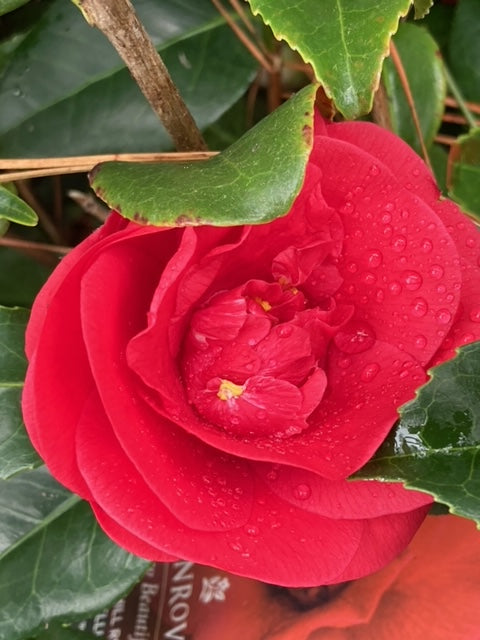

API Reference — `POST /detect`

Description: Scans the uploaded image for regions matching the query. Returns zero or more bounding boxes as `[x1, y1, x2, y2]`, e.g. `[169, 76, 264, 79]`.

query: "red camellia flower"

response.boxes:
[22, 114, 480, 586]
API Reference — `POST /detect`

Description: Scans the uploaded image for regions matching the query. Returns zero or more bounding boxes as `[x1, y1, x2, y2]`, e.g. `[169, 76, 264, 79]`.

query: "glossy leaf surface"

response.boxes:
[246, 0, 411, 119]
[91, 84, 317, 226]
[448, 128, 480, 220]
[0, 185, 38, 225]
[0, 0, 256, 156]
[382, 22, 445, 153]
[0, 466, 149, 640]
[0, 306, 41, 479]
[356, 342, 480, 525]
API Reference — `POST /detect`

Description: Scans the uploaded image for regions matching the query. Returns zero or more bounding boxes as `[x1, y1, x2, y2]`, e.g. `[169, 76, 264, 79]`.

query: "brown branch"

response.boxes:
[16, 181, 64, 245]
[0, 235, 71, 254]
[75, 0, 206, 151]
[389, 41, 432, 171]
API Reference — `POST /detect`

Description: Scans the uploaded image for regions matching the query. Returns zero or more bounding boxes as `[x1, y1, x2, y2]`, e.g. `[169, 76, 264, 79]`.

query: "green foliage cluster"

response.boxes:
[0, 1, 480, 638]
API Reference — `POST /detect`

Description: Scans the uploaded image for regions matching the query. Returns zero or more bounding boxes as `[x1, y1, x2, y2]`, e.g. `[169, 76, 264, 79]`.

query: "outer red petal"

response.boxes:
[80, 237, 255, 532]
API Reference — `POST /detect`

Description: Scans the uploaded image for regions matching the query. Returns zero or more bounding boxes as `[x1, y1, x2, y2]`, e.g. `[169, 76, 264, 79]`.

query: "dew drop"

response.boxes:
[402, 270, 423, 291]
[337, 356, 351, 369]
[437, 284, 446, 295]
[266, 469, 278, 482]
[391, 235, 407, 252]
[412, 167, 420, 177]
[256, 409, 267, 420]
[384, 202, 394, 212]
[367, 250, 383, 268]
[414, 334, 427, 349]
[469, 307, 480, 323]
[341, 201, 355, 214]
[244, 524, 259, 537]
[369, 164, 380, 176]
[360, 362, 380, 382]
[292, 483, 312, 501]
[347, 261, 358, 273]
[388, 281, 402, 296]
[401, 209, 410, 220]
[381, 213, 392, 224]
[421, 239, 433, 253]
[13, 87, 21, 97]
[278, 324, 293, 338]
[334, 322, 376, 354]
[361, 271, 376, 285]
[375, 288, 385, 303]
[436, 309, 452, 325]
[410, 297, 428, 317]
[466, 237, 476, 249]
[229, 541, 243, 553]
[430, 264, 444, 280]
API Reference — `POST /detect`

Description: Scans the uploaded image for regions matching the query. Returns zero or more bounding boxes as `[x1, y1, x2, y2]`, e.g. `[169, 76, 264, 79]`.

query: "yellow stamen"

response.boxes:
[254, 296, 272, 312]
[217, 379, 244, 401]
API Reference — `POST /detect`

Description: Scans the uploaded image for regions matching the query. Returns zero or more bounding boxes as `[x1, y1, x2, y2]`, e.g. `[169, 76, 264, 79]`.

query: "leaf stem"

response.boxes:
[389, 40, 432, 171]
[443, 64, 478, 130]
[73, 0, 207, 151]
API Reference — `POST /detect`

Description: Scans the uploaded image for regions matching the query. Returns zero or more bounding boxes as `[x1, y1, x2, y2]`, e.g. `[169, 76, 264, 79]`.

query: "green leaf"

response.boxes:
[0, 248, 52, 307]
[246, 0, 411, 119]
[381, 22, 446, 153]
[448, 128, 480, 220]
[0, 186, 38, 226]
[90, 84, 317, 227]
[413, 0, 433, 20]
[0, 306, 41, 479]
[0, 467, 149, 640]
[355, 342, 480, 525]
[0, 0, 30, 16]
[0, 0, 256, 156]
[448, 0, 480, 102]
[35, 626, 97, 640]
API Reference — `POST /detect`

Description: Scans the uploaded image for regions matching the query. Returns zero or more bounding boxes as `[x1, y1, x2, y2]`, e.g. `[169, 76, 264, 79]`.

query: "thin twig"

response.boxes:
[435, 134, 456, 146]
[445, 95, 480, 116]
[16, 181, 64, 245]
[210, 0, 274, 73]
[75, 0, 206, 150]
[0, 151, 218, 183]
[0, 151, 216, 170]
[0, 235, 70, 254]
[228, 0, 256, 34]
[68, 190, 109, 222]
[443, 112, 480, 127]
[443, 64, 477, 130]
[389, 40, 432, 170]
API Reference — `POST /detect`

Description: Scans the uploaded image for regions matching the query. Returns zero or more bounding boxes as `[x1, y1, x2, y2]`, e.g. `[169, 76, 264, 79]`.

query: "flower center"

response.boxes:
[217, 379, 244, 401]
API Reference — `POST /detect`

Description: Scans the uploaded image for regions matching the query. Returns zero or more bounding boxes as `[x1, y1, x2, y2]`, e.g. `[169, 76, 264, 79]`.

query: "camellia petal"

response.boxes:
[22, 113, 480, 587]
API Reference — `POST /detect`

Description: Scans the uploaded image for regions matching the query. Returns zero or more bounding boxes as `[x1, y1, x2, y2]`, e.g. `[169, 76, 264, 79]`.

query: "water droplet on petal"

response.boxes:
[430, 264, 444, 280]
[347, 261, 358, 273]
[369, 164, 380, 176]
[361, 271, 376, 285]
[436, 309, 452, 325]
[421, 239, 433, 253]
[244, 525, 259, 536]
[278, 324, 293, 338]
[367, 250, 383, 268]
[414, 334, 427, 349]
[266, 469, 278, 482]
[360, 362, 380, 382]
[375, 289, 385, 303]
[340, 201, 355, 214]
[292, 483, 312, 500]
[391, 235, 407, 252]
[410, 297, 428, 317]
[402, 270, 423, 291]
[334, 322, 376, 354]
[469, 307, 480, 323]
[388, 281, 402, 295]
